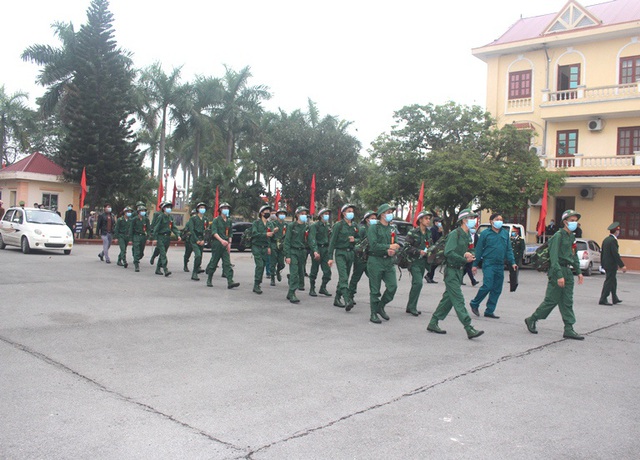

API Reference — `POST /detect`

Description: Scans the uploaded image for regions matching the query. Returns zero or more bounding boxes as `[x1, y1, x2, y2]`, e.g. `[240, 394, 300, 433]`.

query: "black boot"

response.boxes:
[309, 282, 317, 297]
[270, 276, 276, 287]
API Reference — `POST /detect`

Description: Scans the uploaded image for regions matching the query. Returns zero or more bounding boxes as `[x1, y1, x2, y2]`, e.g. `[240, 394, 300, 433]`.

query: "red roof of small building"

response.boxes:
[486, 0, 640, 47]
[1, 152, 65, 176]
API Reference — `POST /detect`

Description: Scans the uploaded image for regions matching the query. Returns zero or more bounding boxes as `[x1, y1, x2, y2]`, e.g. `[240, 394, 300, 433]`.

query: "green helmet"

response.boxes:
[295, 206, 309, 215]
[376, 203, 392, 216]
[317, 208, 331, 217]
[561, 209, 581, 221]
[218, 202, 231, 210]
[341, 203, 356, 214]
[457, 208, 478, 222]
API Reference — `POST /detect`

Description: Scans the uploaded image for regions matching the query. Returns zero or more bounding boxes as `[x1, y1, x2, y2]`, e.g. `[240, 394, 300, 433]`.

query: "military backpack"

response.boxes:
[240, 227, 253, 249]
[531, 240, 551, 272]
[354, 236, 369, 262]
[426, 234, 449, 266]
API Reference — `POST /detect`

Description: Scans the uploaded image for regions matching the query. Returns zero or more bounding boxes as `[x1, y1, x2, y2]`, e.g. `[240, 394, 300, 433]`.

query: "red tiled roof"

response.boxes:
[1, 152, 65, 176]
[486, 0, 640, 47]
[569, 170, 640, 177]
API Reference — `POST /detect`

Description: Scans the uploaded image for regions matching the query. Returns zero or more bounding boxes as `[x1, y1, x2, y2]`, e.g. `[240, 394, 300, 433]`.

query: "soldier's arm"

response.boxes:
[328, 222, 341, 259]
[309, 223, 319, 253]
[283, 223, 292, 257]
[614, 240, 625, 268]
[548, 233, 562, 279]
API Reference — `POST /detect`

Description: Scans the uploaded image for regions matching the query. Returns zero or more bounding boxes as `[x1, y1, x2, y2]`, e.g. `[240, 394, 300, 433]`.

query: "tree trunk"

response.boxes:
[226, 131, 234, 163]
[193, 132, 200, 180]
[158, 107, 167, 181]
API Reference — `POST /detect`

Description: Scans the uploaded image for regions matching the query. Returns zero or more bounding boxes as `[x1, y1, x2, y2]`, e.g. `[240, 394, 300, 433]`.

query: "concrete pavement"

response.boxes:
[1, 244, 638, 459]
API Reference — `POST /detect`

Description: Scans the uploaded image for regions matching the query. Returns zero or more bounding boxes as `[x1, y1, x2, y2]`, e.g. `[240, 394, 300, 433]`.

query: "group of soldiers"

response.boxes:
[103, 199, 628, 341]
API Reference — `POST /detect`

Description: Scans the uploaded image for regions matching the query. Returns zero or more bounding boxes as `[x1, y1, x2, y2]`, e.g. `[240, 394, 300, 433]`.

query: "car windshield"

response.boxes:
[25, 210, 65, 225]
[576, 241, 588, 251]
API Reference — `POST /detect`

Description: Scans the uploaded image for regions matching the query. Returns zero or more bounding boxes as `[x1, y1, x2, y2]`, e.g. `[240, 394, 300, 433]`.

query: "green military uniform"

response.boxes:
[268, 209, 288, 285]
[329, 206, 359, 309]
[599, 222, 625, 305]
[251, 205, 273, 294]
[367, 204, 398, 323]
[153, 203, 181, 276]
[348, 211, 374, 304]
[284, 207, 309, 303]
[405, 215, 433, 316]
[428, 208, 484, 339]
[525, 209, 583, 339]
[511, 233, 526, 267]
[188, 206, 209, 281]
[115, 208, 133, 268]
[206, 204, 238, 288]
[149, 208, 162, 265]
[182, 210, 196, 272]
[130, 207, 150, 272]
[309, 208, 332, 297]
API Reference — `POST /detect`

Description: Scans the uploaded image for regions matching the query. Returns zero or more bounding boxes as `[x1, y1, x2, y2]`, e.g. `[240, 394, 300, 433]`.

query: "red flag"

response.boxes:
[406, 202, 413, 223]
[79, 167, 87, 209]
[413, 182, 424, 227]
[309, 174, 316, 215]
[156, 178, 164, 211]
[275, 189, 281, 210]
[214, 185, 220, 218]
[172, 181, 177, 207]
[537, 179, 549, 237]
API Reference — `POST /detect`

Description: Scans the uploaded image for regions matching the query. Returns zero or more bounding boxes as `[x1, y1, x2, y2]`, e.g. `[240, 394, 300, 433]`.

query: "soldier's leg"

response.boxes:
[599, 270, 615, 303]
[340, 252, 354, 302]
[221, 248, 235, 285]
[298, 252, 308, 289]
[484, 265, 505, 315]
[150, 243, 160, 265]
[531, 278, 561, 321]
[320, 247, 332, 292]
[252, 247, 265, 287]
[206, 244, 222, 286]
[367, 259, 383, 322]
[191, 244, 202, 280]
[118, 238, 126, 265]
[132, 236, 141, 271]
[349, 258, 365, 298]
[611, 272, 620, 303]
[557, 270, 577, 331]
[309, 255, 320, 293]
[379, 263, 398, 307]
[184, 243, 193, 271]
[287, 249, 301, 300]
[430, 268, 459, 323]
[406, 261, 425, 314]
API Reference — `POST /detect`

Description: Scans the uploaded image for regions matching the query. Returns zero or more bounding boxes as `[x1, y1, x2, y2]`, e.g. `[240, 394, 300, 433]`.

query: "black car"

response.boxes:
[391, 220, 413, 246]
[203, 221, 252, 251]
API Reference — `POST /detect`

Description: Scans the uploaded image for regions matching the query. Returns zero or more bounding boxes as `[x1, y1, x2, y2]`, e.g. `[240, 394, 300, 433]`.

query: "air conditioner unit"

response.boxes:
[528, 198, 543, 206]
[588, 118, 603, 131]
[580, 187, 595, 199]
[531, 146, 544, 156]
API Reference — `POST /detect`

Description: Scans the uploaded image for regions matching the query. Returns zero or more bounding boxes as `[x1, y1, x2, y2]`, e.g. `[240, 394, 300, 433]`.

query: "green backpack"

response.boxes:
[531, 240, 551, 272]
[394, 243, 415, 269]
[240, 227, 253, 249]
[354, 236, 369, 262]
[427, 234, 449, 266]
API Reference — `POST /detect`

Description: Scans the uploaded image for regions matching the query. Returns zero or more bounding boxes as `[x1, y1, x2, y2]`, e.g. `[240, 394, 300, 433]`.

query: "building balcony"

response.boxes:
[539, 83, 640, 121]
[543, 152, 640, 170]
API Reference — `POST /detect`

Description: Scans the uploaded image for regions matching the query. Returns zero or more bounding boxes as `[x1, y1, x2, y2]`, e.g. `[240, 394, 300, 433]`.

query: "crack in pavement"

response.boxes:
[244, 314, 640, 459]
[0, 334, 247, 456]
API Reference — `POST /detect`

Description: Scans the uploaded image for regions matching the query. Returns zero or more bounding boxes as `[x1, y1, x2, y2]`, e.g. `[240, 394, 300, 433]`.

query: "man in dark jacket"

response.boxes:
[425, 216, 444, 283]
[599, 222, 626, 305]
[64, 204, 77, 239]
[97, 203, 116, 263]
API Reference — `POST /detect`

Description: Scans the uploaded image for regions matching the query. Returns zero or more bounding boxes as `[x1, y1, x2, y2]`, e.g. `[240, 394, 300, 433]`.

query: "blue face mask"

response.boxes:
[198, 208, 206, 214]
[278, 214, 286, 220]
[165, 208, 172, 214]
[467, 218, 477, 229]
[567, 221, 578, 232]
[369, 219, 378, 225]
[384, 213, 393, 223]
[322, 214, 330, 222]
[126, 212, 132, 218]
[437, 222, 442, 228]
[493, 220, 503, 230]
[221, 209, 230, 217]
[511, 232, 517, 237]
[140, 211, 146, 217]
[345, 212, 354, 221]
[469, 227, 477, 234]
[68, 206, 72, 211]
[299, 214, 308, 223]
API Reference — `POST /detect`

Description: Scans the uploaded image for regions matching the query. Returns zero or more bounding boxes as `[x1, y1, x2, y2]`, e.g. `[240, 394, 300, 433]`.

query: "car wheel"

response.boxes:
[64, 249, 71, 255]
[0, 234, 5, 250]
[21, 236, 31, 254]
[584, 262, 592, 276]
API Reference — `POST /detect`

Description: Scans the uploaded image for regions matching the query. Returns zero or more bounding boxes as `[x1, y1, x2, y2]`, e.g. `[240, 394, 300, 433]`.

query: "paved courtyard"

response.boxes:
[1, 243, 639, 459]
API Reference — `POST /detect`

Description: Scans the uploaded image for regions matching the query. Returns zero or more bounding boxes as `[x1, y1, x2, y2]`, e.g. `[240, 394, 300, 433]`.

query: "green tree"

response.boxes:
[0, 86, 34, 165]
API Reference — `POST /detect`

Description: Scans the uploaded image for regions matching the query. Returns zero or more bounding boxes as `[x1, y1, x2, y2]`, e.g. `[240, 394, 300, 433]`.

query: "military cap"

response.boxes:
[561, 209, 581, 221]
[416, 210, 433, 222]
[196, 202, 207, 209]
[376, 203, 393, 216]
[259, 204, 272, 214]
[362, 210, 376, 221]
[317, 208, 331, 216]
[607, 222, 620, 231]
[137, 205, 147, 211]
[19, 200, 25, 206]
[276, 207, 288, 215]
[341, 203, 356, 214]
[218, 202, 231, 210]
[123, 206, 133, 212]
[457, 208, 478, 222]
[190, 209, 197, 216]
[135, 201, 145, 207]
[161, 201, 172, 209]
[295, 206, 309, 214]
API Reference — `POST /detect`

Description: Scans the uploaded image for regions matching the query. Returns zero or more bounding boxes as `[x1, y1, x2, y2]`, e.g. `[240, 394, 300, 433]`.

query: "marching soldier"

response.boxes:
[328, 204, 359, 310]
[268, 207, 288, 286]
[511, 226, 526, 267]
[367, 203, 399, 324]
[599, 222, 626, 305]
[425, 216, 444, 283]
[525, 209, 584, 340]
[153, 201, 181, 277]
[251, 205, 274, 294]
[309, 208, 332, 298]
[130, 205, 150, 272]
[427, 209, 484, 339]
[348, 210, 376, 306]
[405, 210, 433, 316]
[284, 206, 310, 303]
[206, 202, 240, 289]
[182, 209, 197, 272]
[115, 206, 134, 268]
[149, 203, 162, 266]
[188, 203, 209, 281]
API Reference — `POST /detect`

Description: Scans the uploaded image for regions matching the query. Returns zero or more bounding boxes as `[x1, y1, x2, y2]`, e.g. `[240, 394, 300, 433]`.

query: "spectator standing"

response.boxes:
[97, 203, 116, 263]
[64, 204, 77, 239]
[425, 216, 444, 283]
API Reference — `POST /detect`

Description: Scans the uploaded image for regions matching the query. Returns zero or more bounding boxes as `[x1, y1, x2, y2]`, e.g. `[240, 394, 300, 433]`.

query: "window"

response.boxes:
[620, 55, 640, 84]
[12, 209, 23, 224]
[618, 127, 640, 155]
[557, 130, 578, 156]
[557, 64, 580, 99]
[41, 193, 58, 210]
[2, 210, 14, 222]
[614, 196, 640, 240]
[509, 70, 532, 99]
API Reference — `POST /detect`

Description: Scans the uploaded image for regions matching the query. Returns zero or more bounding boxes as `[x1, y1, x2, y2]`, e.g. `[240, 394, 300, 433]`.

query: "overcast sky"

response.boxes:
[1, 0, 567, 151]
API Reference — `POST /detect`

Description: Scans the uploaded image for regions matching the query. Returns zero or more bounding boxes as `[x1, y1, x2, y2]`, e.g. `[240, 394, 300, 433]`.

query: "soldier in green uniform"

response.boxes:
[309, 208, 332, 298]
[348, 210, 376, 306]
[115, 206, 134, 268]
[149, 204, 162, 266]
[525, 209, 585, 340]
[153, 201, 182, 277]
[328, 204, 359, 310]
[268, 207, 288, 286]
[187, 203, 209, 281]
[404, 210, 433, 316]
[599, 222, 626, 305]
[251, 205, 274, 294]
[511, 227, 526, 267]
[130, 205, 150, 272]
[205, 202, 240, 289]
[427, 209, 484, 339]
[367, 203, 399, 324]
[182, 209, 197, 272]
[284, 206, 310, 304]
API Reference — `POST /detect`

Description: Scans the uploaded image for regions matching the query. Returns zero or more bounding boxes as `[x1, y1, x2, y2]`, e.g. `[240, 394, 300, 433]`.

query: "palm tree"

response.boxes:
[0, 86, 33, 165]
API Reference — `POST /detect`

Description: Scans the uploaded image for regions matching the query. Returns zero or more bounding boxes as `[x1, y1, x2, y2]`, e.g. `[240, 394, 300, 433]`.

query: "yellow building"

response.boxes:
[473, 0, 640, 269]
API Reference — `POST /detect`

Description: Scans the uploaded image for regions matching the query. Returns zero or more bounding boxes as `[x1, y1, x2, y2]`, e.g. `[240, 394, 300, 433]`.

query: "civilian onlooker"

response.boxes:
[85, 211, 96, 239]
[97, 203, 116, 264]
[574, 222, 583, 238]
[0, 200, 5, 221]
[65, 204, 77, 239]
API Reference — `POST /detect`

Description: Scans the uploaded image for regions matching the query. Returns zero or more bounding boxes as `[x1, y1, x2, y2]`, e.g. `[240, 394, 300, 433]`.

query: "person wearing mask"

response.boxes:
[130, 205, 150, 272]
[115, 206, 134, 268]
[182, 209, 197, 272]
[64, 204, 77, 240]
[427, 209, 484, 339]
[188, 203, 209, 281]
[525, 210, 585, 340]
[205, 202, 240, 289]
[250, 205, 274, 294]
[348, 210, 376, 306]
[153, 201, 182, 277]
[469, 213, 517, 319]
[328, 204, 359, 310]
[405, 211, 433, 316]
[309, 208, 333, 298]
[97, 203, 116, 264]
[599, 222, 626, 306]
[425, 216, 444, 283]
[268, 207, 288, 286]
[284, 206, 310, 303]
[86, 211, 96, 239]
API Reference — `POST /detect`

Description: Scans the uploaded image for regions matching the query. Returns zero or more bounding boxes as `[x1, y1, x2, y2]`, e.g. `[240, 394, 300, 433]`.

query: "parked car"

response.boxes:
[203, 221, 252, 251]
[391, 220, 413, 246]
[575, 238, 603, 276]
[0, 207, 73, 255]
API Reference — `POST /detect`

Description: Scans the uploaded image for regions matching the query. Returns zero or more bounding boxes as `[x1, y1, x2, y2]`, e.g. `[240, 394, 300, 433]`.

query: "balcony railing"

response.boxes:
[544, 152, 640, 169]
[542, 82, 640, 105]
[507, 97, 532, 112]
